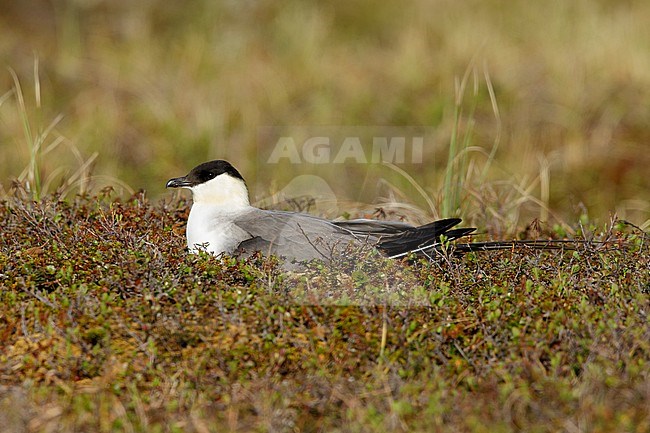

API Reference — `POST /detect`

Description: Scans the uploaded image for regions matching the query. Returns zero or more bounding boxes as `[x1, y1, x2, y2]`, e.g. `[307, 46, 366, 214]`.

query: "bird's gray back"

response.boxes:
[232, 209, 371, 263]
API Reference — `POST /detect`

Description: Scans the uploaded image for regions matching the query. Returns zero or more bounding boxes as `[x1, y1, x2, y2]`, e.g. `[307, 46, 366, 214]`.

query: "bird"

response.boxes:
[166, 160, 573, 267]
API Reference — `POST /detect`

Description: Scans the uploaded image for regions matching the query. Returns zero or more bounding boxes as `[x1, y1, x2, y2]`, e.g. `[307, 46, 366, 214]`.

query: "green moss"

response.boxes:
[0, 188, 649, 430]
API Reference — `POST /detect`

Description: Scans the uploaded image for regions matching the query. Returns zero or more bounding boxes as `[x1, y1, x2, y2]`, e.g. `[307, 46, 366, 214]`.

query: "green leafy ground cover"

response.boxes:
[1, 193, 648, 432]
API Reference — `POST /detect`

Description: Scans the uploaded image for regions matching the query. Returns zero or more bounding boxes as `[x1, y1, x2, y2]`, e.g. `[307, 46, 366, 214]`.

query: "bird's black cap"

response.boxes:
[166, 160, 244, 188]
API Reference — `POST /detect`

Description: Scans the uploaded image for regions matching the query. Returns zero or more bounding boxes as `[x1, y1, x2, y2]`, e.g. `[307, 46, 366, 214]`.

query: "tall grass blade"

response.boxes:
[9, 67, 40, 200]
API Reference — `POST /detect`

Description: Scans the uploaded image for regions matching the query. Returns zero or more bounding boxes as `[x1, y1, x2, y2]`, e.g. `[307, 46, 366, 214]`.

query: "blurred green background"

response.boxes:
[1, 0, 648, 229]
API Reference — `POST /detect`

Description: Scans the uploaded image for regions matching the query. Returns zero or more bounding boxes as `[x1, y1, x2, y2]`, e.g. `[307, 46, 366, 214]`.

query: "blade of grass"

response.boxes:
[9, 67, 40, 200]
[481, 63, 501, 179]
[442, 62, 478, 217]
[382, 162, 438, 217]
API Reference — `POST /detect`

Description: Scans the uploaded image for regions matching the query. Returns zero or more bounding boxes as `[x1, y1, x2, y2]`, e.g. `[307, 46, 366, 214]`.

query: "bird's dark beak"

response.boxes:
[166, 176, 192, 189]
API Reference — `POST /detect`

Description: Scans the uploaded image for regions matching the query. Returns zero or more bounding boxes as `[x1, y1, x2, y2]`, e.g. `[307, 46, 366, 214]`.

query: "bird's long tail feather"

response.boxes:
[389, 238, 609, 259]
[451, 239, 587, 253]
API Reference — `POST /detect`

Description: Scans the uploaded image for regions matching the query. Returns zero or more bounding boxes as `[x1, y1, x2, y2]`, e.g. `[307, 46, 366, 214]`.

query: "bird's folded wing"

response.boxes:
[375, 218, 474, 257]
[332, 219, 414, 235]
[232, 209, 366, 262]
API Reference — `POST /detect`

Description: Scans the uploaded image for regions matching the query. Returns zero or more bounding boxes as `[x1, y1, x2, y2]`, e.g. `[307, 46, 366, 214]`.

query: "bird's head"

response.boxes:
[166, 160, 250, 207]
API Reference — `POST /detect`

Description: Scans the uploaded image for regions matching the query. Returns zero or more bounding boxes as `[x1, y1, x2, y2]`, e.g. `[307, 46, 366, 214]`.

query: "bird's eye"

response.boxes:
[203, 171, 216, 181]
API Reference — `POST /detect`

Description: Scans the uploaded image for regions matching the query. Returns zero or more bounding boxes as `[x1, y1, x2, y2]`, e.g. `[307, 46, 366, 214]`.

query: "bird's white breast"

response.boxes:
[186, 203, 250, 255]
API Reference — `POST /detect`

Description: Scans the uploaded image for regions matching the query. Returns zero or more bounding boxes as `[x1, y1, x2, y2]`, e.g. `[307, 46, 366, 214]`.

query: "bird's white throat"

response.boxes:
[185, 174, 251, 255]
[189, 174, 250, 207]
